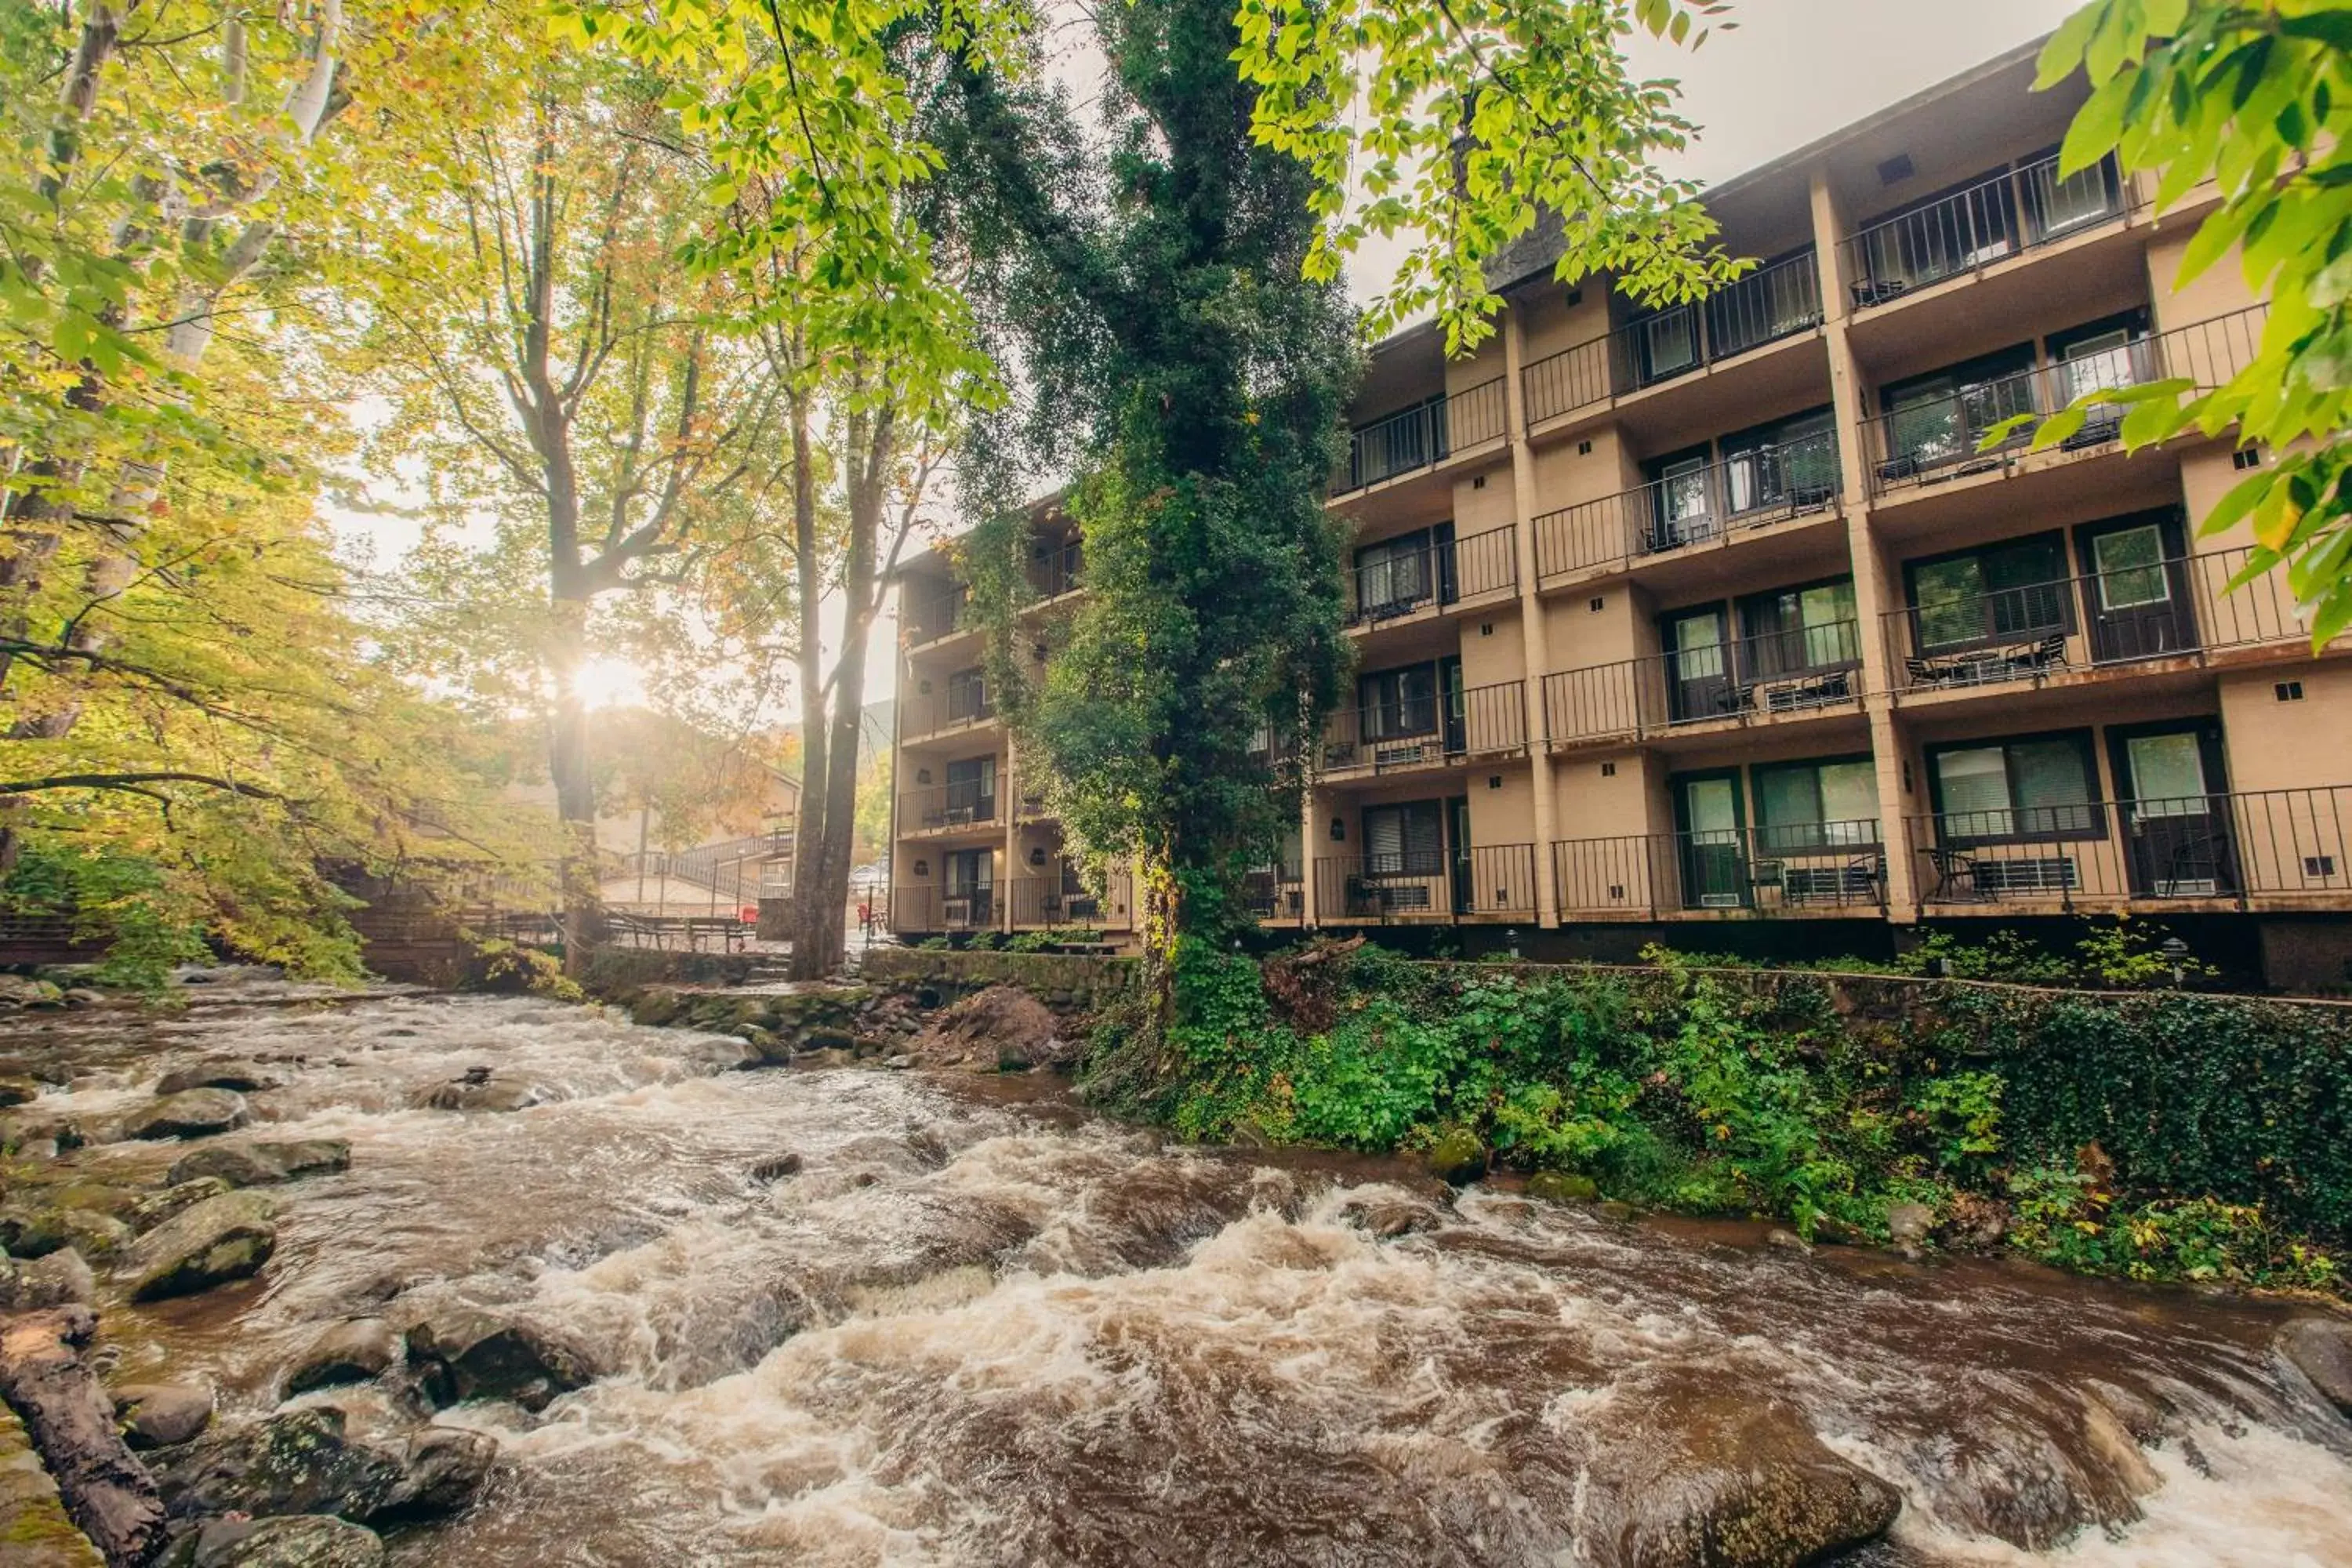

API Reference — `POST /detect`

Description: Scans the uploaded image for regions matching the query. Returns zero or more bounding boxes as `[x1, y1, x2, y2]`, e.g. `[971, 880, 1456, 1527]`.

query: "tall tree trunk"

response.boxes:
[785, 391, 833, 978]
[547, 590, 599, 970]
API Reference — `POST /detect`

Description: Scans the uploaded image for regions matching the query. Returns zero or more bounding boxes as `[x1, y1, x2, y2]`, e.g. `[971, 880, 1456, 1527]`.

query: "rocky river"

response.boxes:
[1, 971, 2350, 1567]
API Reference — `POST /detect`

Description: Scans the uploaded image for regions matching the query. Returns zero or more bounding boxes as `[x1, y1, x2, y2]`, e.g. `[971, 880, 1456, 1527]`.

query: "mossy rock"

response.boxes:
[1426, 1130, 1489, 1186]
[1526, 1171, 1599, 1204]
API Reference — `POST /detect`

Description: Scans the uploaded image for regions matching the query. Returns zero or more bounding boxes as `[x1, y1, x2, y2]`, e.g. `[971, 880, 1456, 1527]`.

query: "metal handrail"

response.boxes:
[1904, 786, 2352, 909]
[1533, 429, 1844, 581]
[897, 781, 1001, 832]
[1552, 822, 1889, 917]
[1882, 545, 2313, 691]
[905, 584, 971, 644]
[1841, 151, 2134, 309]
[1541, 619, 1864, 746]
[1346, 523, 1518, 624]
[1320, 678, 1529, 771]
[1333, 376, 1508, 494]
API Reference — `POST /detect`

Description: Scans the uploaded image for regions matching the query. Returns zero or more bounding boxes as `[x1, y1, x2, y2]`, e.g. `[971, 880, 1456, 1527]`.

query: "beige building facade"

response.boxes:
[888, 40, 2349, 986]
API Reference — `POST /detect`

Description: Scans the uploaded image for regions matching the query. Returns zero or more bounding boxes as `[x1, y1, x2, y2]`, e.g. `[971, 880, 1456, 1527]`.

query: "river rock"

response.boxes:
[2278, 1318, 2352, 1418]
[1334, 1191, 1449, 1239]
[906, 986, 1073, 1073]
[0, 975, 64, 1009]
[1526, 1171, 1599, 1204]
[402, 1305, 596, 1411]
[0, 1399, 106, 1568]
[152, 1408, 416, 1523]
[123, 1090, 250, 1142]
[155, 1060, 280, 1096]
[1885, 1202, 1935, 1247]
[126, 1179, 234, 1235]
[112, 1383, 215, 1450]
[167, 1139, 348, 1189]
[1584, 1381, 1902, 1568]
[124, 1192, 277, 1301]
[169, 1515, 385, 1568]
[394, 1426, 497, 1514]
[750, 1152, 804, 1182]
[0, 1074, 39, 1108]
[1, 1247, 96, 1309]
[285, 1319, 405, 1396]
[0, 1307, 167, 1565]
[409, 1074, 550, 1113]
[1425, 1129, 1489, 1186]
[0, 1207, 131, 1262]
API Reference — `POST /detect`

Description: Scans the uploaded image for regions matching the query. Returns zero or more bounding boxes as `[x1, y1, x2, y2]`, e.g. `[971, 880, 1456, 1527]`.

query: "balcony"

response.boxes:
[1320, 680, 1529, 776]
[897, 781, 1000, 836]
[1030, 538, 1083, 599]
[1864, 305, 2266, 503]
[901, 680, 996, 742]
[1882, 546, 2314, 702]
[1533, 430, 1844, 583]
[1334, 378, 1507, 495]
[1312, 844, 1539, 923]
[890, 884, 996, 932]
[905, 584, 972, 647]
[1904, 786, 2352, 913]
[1541, 622, 1864, 748]
[1841, 153, 2136, 314]
[1552, 822, 1888, 918]
[1520, 250, 1824, 428]
[1007, 866, 1134, 931]
[1244, 866, 1308, 922]
[1347, 524, 1518, 627]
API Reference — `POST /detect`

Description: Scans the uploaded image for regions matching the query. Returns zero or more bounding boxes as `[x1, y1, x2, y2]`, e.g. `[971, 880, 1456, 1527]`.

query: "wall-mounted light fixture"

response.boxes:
[1329, 817, 1346, 841]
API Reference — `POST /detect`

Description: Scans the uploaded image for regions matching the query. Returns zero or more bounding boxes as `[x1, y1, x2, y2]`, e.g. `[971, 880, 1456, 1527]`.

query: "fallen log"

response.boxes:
[0, 1307, 165, 1566]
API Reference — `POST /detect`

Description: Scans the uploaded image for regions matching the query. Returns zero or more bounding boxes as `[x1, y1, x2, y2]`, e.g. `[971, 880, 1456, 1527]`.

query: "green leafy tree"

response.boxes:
[1233, 0, 1747, 349]
[2016, 1, 2350, 643]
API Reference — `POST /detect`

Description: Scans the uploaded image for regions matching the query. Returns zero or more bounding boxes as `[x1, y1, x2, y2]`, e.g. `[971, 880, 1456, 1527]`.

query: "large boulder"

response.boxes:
[122, 1091, 250, 1142]
[2278, 1317, 2352, 1419]
[126, 1179, 234, 1236]
[151, 1406, 491, 1525]
[123, 1192, 277, 1302]
[402, 1304, 595, 1412]
[408, 1073, 550, 1113]
[1425, 1129, 1489, 1186]
[0, 975, 64, 1009]
[0, 1207, 130, 1262]
[284, 1320, 405, 1396]
[0, 1075, 39, 1109]
[169, 1515, 384, 1568]
[1582, 1382, 1902, 1568]
[166, 1140, 348, 1190]
[155, 1060, 280, 1096]
[1, 1248, 96, 1309]
[906, 985, 1073, 1073]
[112, 1383, 214, 1450]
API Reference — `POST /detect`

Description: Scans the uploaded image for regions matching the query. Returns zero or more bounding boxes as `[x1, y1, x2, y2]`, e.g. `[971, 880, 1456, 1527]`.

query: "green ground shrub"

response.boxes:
[1076, 939, 2352, 1293]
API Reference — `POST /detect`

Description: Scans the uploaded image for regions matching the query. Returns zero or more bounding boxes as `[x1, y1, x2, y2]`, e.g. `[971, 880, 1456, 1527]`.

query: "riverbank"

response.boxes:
[2, 970, 2351, 1566]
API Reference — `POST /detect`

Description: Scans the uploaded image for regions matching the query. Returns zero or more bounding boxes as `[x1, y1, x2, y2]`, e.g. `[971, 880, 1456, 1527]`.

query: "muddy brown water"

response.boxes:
[5, 974, 2350, 1566]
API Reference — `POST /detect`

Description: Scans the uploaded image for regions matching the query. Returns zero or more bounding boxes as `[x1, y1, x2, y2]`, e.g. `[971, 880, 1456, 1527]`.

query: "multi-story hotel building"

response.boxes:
[887, 39, 2351, 988]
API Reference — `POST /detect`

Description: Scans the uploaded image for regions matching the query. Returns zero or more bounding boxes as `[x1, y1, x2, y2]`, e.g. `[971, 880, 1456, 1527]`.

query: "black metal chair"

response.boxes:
[1925, 845, 1983, 902]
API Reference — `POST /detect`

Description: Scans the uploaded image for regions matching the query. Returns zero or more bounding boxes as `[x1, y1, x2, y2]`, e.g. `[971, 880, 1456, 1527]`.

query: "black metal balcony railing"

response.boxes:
[1533, 429, 1844, 582]
[906, 584, 971, 644]
[1519, 250, 1824, 426]
[1866, 305, 2270, 495]
[1541, 621, 1864, 746]
[1243, 865, 1308, 920]
[1882, 546, 2313, 693]
[1008, 868, 1134, 930]
[889, 884, 996, 932]
[1347, 524, 1517, 625]
[1906, 786, 2352, 909]
[1313, 853, 1453, 921]
[1552, 822, 1889, 917]
[1032, 539, 1083, 598]
[898, 781, 1000, 833]
[902, 679, 996, 739]
[1320, 679, 1529, 773]
[1335, 377, 1508, 494]
[1842, 152, 2133, 310]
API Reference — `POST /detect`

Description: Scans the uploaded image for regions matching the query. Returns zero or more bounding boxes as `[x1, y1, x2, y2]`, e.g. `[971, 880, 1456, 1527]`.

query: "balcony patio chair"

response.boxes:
[1849, 278, 1909, 310]
[2005, 633, 2068, 677]
[1925, 845, 1984, 902]
[1762, 670, 1853, 712]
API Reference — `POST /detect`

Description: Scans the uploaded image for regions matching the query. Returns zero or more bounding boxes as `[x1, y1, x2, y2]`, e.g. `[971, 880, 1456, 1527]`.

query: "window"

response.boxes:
[1636, 306, 1699, 383]
[1356, 531, 1434, 615]
[1359, 663, 1440, 739]
[2090, 524, 2169, 611]
[1930, 733, 2100, 841]
[945, 848, 993, 896]
[1742, 579, 1858, 674]
[2025, 149, 2120, 238]
[1907, 533, 2070, 652]
[1755, 759, 1881, 850]
[1363, 801, 1445, 876]
[1882, 346, 2036, 470]
[1647, 449, 1715, 545]
[944, 756, 996, 816]
[946, 666, 989, 723]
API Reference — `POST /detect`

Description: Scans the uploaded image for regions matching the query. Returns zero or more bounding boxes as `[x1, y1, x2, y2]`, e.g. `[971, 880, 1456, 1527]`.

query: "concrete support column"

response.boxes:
[1000, 738, 1020, 934]
[1502, 304, 1564, 927]
[1810, 170, 1918, 916]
